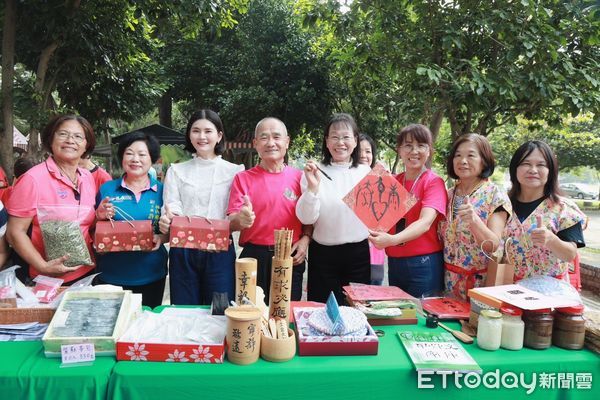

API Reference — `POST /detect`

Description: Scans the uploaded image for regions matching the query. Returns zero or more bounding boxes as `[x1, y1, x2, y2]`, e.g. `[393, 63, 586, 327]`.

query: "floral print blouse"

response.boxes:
[504, 196, 585, 282]
[439, 180, 512, 299]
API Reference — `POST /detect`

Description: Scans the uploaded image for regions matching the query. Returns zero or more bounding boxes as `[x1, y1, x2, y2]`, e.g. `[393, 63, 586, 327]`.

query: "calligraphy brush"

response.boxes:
[315, 165, 333, 181]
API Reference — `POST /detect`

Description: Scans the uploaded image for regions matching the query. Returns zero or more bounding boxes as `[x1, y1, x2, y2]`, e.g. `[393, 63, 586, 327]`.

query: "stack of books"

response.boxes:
[343, 284, 418, 326]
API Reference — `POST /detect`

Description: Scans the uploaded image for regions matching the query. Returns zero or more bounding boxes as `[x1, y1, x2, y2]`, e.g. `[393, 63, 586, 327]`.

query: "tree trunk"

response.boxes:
[1, 0, 17, 181]
[159, 90, 173, 128]
[27, 41, 59, 158]
[428, 107, 445, 143]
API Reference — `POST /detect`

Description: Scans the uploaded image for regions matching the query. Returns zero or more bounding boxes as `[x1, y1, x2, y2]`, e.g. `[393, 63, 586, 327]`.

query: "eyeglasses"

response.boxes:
[327, 135, 355, 143]
[400, 143, 429, 152]
[56, 130, 86, 144]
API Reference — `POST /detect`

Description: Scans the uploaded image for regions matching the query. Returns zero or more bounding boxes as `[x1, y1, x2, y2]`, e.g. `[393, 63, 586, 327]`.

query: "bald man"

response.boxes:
[228, 117, 311, 301]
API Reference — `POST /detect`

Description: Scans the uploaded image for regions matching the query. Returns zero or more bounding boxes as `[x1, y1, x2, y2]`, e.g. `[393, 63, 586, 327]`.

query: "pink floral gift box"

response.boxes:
[169, 216, 230, 251]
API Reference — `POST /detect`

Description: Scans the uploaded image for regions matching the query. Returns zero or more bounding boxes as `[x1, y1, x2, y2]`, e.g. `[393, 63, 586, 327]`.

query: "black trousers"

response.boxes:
[307, 239, 370, 304]
[240, 243, 305, 302]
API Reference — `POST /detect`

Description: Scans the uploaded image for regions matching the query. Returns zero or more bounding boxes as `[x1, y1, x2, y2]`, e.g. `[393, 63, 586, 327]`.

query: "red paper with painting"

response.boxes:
[343, 163, 417, 232]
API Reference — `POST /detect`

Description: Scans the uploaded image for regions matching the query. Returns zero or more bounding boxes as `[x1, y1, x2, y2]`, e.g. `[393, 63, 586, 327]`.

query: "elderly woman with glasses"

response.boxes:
[296, 113, 371, 304]
[368, 124, 448, 297]
[504, 141, 585, 282]
[6, 115, 97, 283]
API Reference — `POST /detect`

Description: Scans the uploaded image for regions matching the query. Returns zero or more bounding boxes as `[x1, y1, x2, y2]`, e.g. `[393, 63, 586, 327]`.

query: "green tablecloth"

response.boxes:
[0, 341, 116, 400]
[107, 320, 600, 400]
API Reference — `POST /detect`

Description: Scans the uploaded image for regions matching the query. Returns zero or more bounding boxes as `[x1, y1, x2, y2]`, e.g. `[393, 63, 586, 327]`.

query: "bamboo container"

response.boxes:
[235, 257, 257, 304]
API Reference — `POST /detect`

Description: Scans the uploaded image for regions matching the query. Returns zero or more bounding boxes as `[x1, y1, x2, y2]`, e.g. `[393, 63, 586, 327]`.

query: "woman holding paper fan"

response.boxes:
[94, 131, 168, 308]
[504, 141, 585, 282]
[439, 134, 511, 301]
[296, 113, 371, 304]
[159, 110, 244, 305]
[368, 124, 447, 297]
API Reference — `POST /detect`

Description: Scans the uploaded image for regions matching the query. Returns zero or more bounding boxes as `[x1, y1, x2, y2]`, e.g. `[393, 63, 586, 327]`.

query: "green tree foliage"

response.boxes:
[489, 114, 600, 170]
[162, 0, 334, 143]
[296, 0, 600, 151]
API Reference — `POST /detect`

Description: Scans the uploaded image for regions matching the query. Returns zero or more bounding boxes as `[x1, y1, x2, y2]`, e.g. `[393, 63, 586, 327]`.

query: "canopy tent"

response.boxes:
[13, 127, 28, 152]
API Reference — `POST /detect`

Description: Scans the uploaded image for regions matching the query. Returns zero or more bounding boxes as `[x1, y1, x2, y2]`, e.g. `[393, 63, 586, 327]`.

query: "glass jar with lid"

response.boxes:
[523, 308, 553, 349]
[553, 304, 585, 350]
[477, 310, 502, 351]
[500, 306, 524, 350]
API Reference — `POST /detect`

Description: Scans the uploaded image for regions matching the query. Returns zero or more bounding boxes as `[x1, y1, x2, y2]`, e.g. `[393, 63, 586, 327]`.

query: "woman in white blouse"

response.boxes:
[296, 113, 371, 303]
[159, 110, 244, 305]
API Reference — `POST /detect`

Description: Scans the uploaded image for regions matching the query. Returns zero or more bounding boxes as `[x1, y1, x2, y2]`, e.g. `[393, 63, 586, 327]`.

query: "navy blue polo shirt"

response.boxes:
[95, 176, 168, 286]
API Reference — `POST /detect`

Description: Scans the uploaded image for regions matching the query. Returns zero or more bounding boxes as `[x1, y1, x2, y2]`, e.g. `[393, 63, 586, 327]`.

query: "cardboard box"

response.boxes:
[94, 220, 154, 252]
[293, 307, 378, 356]
[42, 290, 134, 356]
[169, 216, 230, 251]
[116, 308, 226, 363]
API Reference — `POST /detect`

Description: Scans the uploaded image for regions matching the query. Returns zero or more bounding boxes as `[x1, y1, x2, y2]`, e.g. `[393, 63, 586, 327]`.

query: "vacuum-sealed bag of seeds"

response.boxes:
[38, 205, 94, 267]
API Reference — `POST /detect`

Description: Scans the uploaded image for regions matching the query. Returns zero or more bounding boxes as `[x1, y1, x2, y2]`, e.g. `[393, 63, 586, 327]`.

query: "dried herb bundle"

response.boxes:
[40, 220, 93, 267]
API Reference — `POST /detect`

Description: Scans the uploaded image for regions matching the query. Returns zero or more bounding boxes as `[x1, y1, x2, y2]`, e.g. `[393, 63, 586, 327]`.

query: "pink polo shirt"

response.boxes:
[386, 169, 447, 258]
[227, 165, 303, 246]
[7, 157, 96, 282]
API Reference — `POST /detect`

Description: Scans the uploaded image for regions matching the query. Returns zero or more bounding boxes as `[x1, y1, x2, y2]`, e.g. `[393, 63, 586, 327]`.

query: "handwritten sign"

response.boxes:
[61, 343, 95, 364]
[343, 163, 416, 232]
[398, 331, 480, 372]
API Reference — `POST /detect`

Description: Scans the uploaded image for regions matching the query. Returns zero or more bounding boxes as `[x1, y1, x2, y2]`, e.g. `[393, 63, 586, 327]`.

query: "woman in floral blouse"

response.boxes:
[439, 134, 511, 300]
[504, 141, 585, 282]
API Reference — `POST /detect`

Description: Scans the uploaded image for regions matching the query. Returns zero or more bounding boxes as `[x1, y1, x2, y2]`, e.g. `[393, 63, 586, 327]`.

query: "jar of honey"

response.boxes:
[523, 308, 553, 349]
[553, 304, 585, 350]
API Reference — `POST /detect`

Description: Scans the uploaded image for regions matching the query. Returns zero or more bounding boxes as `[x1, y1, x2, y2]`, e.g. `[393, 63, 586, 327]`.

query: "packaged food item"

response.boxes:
[500, 306, 524, 351]
[477, 310, 502, 351]
[0, 265, 19, 307]
[523, 308, 553, 349]
[38, 205, 93, 267]
[553, 305, 585, 350]
[33, 275, 64, 303]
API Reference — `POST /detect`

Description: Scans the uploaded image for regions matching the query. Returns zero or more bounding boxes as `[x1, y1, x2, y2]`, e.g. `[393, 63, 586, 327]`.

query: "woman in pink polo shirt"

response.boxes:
[368, 124, 447, 297]
[6, 115, 97, 283]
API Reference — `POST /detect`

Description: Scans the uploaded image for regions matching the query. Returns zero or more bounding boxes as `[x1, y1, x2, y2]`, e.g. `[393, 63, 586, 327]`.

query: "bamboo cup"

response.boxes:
[268, 257, 293, 325]
[235, 257, 257, 304]
[225, 306, 263, 365]
[260, 328, 296, 362]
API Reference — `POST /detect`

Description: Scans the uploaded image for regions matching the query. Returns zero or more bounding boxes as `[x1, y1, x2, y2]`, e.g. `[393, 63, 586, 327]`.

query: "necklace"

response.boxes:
[402, 167, 427, 195]
[55, 161, 79, 188]
[450, 179, 485, 221]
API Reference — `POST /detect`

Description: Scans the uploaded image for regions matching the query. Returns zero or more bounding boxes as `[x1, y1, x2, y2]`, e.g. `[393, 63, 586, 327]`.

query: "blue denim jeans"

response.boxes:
[169, 244, 236, 305]
[388, 251, 444, 298]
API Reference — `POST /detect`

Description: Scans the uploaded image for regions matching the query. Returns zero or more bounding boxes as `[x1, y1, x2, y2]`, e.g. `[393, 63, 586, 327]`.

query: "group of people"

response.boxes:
[0, 110, 586, 309]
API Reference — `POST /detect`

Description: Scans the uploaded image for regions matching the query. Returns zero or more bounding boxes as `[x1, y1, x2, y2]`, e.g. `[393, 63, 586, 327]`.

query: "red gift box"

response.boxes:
[116, 340, 225, 363]
[343, 163, 417, 232]
[94, 220, 154, 253]
[293, 307, 379, 356]
[169, 216, 230, 251]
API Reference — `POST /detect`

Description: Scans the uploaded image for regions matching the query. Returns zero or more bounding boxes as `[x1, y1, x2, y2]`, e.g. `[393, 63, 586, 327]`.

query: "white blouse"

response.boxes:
[163, 156, 244, 219]
[296, 162, 370, 246]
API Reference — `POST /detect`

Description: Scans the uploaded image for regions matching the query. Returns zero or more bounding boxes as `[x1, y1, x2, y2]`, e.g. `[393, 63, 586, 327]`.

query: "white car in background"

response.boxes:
[559, 183, 598, 200]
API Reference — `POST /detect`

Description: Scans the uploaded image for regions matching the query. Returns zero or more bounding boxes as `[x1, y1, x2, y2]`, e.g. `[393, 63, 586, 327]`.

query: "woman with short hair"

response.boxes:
[439, 133, 511, 300]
